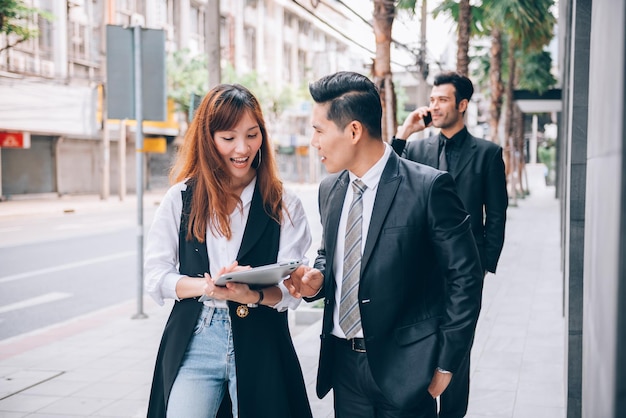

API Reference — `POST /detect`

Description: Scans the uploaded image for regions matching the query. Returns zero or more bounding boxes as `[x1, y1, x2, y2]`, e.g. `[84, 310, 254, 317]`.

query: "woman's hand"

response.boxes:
[203, 261, 259, 304]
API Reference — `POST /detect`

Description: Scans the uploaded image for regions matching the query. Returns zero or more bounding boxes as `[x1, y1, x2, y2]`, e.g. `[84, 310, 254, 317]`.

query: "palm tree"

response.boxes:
[432, 0, 481, 77]
[495, 0, 555, 198]
[457, 0, 471, 76]
[372, 0, 397, 142]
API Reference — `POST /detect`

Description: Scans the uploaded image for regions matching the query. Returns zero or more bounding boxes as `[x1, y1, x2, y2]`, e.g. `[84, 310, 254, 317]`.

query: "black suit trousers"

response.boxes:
[331, 338, 437, 418]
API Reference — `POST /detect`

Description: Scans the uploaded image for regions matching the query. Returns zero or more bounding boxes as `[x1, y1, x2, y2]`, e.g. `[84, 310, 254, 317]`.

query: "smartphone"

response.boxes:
[423, 111, 432, 127]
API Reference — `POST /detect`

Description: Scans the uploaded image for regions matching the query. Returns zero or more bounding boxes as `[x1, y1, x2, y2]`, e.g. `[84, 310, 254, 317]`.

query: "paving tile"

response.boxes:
[471, 368, 520, 392]
[467, 389, 516, 416]
[70, 381, 141, 399]
[19, 379, 88, 397]
[37, 396, 114, 415]
[482, 335, 526, 354]
[476, 351, 524, 371]
[513, 404, 565, 418]
[0, 393, 58, 413]
[90, 398, 146, 417]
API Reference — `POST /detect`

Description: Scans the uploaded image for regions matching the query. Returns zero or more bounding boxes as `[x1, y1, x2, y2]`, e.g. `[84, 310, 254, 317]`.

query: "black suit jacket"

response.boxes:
[312, 151, 483, 410]
[392, 131, 507, 272]
[147, 182, 312, 418]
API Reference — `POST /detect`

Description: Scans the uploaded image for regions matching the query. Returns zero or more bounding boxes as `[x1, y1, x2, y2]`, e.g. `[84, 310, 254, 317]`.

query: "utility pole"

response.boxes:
[206, 0, 221, 88]
[132, 23, 147, 319]
[416, 0, 429, 139]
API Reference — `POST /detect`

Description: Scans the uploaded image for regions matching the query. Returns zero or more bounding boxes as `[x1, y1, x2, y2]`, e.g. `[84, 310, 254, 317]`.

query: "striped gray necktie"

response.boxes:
[339, 179, 367, 339]
[439, 139, 448, 171]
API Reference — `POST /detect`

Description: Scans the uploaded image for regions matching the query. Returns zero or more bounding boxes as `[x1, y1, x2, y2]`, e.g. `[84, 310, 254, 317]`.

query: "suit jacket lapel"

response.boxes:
[323, 172, 350, 278]
[361, 153, 401, 272]
[453, 132, 477, 179]
[237, 184, 270, 261]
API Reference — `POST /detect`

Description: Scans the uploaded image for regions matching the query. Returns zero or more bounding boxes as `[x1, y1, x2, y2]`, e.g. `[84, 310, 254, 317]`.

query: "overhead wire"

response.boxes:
[290, 0, 418, 71]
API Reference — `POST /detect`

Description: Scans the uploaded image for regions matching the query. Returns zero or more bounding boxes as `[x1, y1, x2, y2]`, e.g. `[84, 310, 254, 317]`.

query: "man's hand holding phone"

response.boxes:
[395, 106, 432, 140]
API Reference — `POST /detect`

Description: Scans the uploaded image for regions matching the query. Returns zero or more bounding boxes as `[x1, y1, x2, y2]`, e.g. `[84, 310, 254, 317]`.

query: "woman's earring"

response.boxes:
[252, 148, 262, 169]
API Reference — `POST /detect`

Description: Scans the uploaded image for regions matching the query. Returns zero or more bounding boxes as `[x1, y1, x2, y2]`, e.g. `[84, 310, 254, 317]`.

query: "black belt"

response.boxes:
[331, 335, 366, 353]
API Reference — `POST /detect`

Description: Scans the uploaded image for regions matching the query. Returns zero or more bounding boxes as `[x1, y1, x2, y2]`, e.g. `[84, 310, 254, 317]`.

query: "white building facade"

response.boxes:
[0, 0, 373, 197]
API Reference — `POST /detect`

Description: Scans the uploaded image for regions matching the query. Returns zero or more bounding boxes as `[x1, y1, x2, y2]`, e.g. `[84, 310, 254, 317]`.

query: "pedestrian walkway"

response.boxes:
[0, 165, 564, 417]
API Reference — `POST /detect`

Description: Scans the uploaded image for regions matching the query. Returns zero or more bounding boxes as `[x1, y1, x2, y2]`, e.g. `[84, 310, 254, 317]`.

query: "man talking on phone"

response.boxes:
[392, 71, 508, 418]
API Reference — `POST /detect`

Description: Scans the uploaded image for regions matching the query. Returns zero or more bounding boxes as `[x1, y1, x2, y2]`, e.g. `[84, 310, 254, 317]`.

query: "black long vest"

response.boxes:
[147, 181, 312, 418]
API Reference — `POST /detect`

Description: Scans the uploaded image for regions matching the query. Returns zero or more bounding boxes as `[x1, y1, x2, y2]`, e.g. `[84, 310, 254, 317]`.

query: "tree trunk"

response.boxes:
[488, 27, 503, 144]
[456, 0, 471, 76]
[504, 40, 517, 194]
[372, 0, 396, 142]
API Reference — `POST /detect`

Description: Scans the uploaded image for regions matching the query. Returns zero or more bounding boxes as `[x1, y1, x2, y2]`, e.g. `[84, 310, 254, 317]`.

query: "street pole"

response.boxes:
[101, 83, 110, 200]
[119, 119, 126, 201]
[206, 0, 221, 88]
[416, 0, 428, 140]
[132, 24, 147, 319]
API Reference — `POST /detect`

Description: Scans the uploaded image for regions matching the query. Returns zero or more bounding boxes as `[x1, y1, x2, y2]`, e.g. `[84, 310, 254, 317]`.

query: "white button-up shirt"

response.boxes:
[332, 143, 392, 338]
[145, 177, 311, 312]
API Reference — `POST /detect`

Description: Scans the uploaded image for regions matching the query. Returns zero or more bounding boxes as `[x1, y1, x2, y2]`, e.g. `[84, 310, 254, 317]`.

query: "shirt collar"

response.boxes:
[440, 126, 468, 145]
[348, 142, 392, 192]
[240, 176, 257, 206]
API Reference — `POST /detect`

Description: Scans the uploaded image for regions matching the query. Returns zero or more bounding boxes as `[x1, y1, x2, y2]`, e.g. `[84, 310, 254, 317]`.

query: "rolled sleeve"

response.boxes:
[270, 187, 312, 311]
[144, 183, 186, 306]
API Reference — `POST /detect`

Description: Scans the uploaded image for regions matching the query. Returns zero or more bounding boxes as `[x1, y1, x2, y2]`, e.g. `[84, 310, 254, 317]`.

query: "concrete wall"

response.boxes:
[562, 1, 592, 416]
[581, 1, 626, 416]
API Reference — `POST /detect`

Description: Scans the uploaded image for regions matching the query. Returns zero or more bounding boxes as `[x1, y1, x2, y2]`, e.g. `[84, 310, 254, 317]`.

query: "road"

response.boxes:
[0, 183, 321, 341]
[0, 206, 157, 341]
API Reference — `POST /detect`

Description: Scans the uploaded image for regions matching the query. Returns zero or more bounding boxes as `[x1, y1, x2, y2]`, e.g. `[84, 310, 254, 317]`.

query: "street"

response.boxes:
[0, 183, 321, 342]
[0, 209, 155, 341]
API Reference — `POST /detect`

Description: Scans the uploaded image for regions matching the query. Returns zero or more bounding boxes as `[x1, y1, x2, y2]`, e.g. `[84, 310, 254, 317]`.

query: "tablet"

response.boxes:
[213, 259, 302, 287]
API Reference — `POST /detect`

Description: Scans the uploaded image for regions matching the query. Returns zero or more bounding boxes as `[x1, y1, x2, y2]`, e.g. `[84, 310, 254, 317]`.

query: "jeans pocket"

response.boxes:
[193, 306, 215, 335]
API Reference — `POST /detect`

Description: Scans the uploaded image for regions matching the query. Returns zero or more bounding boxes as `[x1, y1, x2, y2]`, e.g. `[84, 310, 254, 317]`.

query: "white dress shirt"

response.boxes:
[145, 177, 311, 312]
[331, 143, 392, 338]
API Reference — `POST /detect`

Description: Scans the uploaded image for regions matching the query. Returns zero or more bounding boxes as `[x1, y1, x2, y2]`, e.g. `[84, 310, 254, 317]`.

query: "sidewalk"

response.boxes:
[0, 166, 564, 417]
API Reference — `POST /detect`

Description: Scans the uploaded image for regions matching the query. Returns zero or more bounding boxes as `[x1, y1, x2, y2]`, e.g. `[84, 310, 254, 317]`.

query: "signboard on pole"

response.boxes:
[0, 132, 31, 148]
[106, 25, 166, 121]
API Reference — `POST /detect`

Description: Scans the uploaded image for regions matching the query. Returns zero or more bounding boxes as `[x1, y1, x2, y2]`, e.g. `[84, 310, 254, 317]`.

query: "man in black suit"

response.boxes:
[392, 71, 508, 418]
[286, 71, 483, 417]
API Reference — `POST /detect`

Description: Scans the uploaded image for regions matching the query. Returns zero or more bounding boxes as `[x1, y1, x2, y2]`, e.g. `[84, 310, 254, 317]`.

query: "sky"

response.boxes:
[339, 0, 456, 68]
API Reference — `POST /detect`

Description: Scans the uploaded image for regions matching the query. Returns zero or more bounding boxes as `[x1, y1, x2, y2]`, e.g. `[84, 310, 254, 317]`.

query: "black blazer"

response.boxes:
[312, 151, 483, 410]
[147, 182, 312, 418]
[392, 131, 507, 272]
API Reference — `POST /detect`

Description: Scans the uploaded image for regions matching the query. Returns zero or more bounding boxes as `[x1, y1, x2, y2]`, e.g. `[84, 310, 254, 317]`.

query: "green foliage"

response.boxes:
[166, 49, 209, 116]
[222, 63, 308, 123]
[0, 0, 53, 52]
[168, 55, 309, 126]
[516, 49, 556, 94]
[488, 0, 555, 51]
[432, 0, 488, 36]
[394, 82, 410, 125]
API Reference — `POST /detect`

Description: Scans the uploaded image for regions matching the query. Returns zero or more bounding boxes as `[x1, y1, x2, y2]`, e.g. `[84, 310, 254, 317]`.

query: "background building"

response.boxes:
[558, 0, 626, 416]
[0, 0, 377, 198]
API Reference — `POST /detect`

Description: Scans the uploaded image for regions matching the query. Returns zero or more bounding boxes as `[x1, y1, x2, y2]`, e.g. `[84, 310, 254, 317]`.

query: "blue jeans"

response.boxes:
[166, 306, 237, 417]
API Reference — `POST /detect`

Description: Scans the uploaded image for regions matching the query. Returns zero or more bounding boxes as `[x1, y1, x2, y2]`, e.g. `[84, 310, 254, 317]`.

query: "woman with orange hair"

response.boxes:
[145, 84, 313, 418]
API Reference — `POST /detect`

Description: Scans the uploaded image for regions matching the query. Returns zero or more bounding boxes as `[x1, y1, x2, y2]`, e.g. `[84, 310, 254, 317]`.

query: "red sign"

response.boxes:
[0, 131, 30, 148]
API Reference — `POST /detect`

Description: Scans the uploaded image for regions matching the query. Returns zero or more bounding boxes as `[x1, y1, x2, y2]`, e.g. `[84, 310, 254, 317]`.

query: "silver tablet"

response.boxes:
[213, 259, 302, 287]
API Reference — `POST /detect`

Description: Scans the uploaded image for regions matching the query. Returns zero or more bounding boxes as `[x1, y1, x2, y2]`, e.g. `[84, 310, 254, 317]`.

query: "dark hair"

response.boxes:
[433, 71, 474, 106]
[308, 71, 382, 139]
[171, 83, 283, 241]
